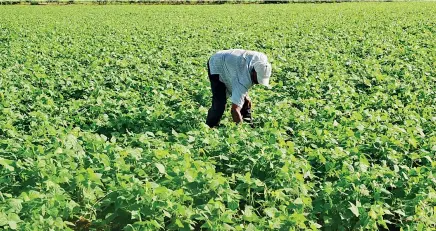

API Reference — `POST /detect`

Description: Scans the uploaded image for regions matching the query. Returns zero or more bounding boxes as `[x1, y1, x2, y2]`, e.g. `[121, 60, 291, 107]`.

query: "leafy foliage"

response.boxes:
[0, 3, 435, 230]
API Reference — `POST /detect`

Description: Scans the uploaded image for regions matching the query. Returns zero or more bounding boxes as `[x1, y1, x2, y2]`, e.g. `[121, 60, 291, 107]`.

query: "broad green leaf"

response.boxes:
[0, 158, 14, 171]
[0, 212, 7, 226]
[8, 221, 17, 230]
[349, 202, 359, 217]
[175, 219, 184, 228]
[155, 163, 166, 174]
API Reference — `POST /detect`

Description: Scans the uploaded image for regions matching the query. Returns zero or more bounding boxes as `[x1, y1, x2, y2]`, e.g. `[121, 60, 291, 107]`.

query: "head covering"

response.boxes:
[252, 56, 272, 87]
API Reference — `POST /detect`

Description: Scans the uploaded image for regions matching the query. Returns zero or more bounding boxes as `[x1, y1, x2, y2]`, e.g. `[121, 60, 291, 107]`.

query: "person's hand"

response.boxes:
[241, 97, 254, 127]
[244, 97, 252, 110]
[231, 103, 243, 124]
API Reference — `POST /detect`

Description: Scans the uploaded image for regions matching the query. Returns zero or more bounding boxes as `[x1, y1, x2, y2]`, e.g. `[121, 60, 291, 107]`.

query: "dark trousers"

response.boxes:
[206, 60, 252, 128]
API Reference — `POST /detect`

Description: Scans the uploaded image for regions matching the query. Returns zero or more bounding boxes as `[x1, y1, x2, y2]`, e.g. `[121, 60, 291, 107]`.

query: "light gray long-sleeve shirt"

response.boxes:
[208, 49, 267, 107]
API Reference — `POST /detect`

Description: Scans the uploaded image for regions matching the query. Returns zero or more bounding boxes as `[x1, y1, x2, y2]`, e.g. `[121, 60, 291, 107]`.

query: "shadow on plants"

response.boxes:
[92, 110, 198, 139]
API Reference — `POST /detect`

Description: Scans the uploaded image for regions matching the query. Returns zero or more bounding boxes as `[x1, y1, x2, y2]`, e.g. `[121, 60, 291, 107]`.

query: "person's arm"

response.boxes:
[230, 83, 247, 124]
[229, 57, 250, 124]
[231, 103, 243, 124]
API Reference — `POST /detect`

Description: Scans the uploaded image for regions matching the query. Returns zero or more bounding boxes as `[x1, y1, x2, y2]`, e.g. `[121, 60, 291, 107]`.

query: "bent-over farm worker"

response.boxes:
[206, 49, 272, 128]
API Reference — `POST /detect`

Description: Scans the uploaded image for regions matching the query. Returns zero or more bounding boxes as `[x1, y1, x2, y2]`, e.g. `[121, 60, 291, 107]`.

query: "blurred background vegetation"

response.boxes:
[0, 0, 428, 5]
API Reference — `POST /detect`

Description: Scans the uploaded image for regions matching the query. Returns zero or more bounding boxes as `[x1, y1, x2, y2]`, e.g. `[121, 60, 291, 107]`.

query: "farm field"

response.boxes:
[0, 3, 435, 230]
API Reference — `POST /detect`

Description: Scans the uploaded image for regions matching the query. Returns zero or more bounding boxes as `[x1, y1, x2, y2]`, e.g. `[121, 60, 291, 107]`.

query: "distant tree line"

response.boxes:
[0, 0, 413, 5]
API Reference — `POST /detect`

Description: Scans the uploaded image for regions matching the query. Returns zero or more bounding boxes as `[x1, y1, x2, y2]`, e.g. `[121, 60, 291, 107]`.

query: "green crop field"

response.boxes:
[0, 3, 435, 231]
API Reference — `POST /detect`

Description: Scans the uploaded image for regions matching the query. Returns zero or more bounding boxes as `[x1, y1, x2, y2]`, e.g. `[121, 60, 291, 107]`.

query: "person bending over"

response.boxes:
[206, 49, 272, 128]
